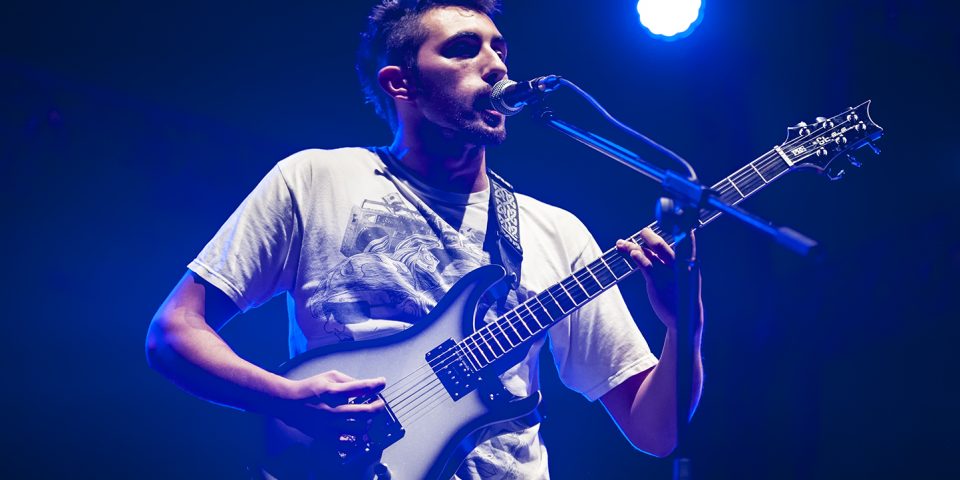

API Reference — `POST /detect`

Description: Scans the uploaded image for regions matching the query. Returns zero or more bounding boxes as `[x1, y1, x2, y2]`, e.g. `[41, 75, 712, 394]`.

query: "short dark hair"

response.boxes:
[356, 0, 501, 132]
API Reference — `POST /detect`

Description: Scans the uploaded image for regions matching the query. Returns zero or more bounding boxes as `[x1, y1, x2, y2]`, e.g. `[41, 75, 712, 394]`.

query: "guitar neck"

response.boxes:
[455, 149, 793, 371]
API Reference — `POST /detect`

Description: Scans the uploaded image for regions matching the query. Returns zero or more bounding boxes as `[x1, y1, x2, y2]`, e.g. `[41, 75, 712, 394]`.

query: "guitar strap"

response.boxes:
[484, 168, 523, 293]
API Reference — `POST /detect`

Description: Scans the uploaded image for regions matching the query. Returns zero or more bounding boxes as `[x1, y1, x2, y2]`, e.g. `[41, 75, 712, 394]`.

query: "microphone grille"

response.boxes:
[490, 79, 522, 116]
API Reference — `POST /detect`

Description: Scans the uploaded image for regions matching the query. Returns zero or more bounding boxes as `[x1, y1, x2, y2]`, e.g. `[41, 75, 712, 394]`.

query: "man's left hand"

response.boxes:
[615, 228, 702, 330]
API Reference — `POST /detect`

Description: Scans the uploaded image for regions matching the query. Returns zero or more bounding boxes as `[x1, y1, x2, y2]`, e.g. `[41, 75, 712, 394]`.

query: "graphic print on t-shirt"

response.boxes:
[306, 194, 487, 342]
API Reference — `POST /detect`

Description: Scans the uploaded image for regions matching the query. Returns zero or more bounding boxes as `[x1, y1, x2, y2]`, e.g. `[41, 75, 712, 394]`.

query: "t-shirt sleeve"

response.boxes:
[188, 163, 301, 312]
[548, 219, 659, 402]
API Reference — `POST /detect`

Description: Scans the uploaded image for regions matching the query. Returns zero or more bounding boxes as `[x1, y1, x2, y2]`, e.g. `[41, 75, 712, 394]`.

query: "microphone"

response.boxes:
[489, 75, 562, 116]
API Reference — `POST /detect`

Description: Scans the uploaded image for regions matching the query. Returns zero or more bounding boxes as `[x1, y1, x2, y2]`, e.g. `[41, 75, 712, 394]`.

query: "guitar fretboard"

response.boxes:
[454, 147, 794, 372]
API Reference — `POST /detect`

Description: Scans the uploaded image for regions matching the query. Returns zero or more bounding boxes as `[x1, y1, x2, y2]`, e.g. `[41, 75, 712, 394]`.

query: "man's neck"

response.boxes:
[389, 127, 489, 194]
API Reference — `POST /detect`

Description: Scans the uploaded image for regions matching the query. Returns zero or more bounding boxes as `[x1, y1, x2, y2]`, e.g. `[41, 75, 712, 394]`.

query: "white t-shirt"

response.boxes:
[189, 147, 658, 479]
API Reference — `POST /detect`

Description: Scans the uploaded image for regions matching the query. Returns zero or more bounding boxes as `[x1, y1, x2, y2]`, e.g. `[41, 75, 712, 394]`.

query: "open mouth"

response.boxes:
[481, 109, 504, 124]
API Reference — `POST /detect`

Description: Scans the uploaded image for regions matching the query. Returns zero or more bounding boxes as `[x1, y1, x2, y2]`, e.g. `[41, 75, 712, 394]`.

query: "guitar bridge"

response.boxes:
[426, 339, 478, 401]
[338, 393, 405, 465]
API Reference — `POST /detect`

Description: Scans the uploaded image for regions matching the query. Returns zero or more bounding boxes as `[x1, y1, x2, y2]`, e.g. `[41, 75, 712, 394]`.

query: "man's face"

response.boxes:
[410, 7, 509, 145]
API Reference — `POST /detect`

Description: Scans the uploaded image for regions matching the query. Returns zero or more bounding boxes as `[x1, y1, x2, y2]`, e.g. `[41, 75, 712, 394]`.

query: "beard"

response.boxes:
[413, 72, 507, 145]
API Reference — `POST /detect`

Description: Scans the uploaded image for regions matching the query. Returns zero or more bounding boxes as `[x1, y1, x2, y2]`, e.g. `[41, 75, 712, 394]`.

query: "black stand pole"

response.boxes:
[656, 198, 700, 480]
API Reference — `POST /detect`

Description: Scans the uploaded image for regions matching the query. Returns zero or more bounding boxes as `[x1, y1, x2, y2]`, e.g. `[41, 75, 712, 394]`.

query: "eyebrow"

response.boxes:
[443, 31, 509, 55]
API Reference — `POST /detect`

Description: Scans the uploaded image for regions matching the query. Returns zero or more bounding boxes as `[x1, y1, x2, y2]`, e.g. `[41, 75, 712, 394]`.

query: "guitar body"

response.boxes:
[262, 265, 541, 480]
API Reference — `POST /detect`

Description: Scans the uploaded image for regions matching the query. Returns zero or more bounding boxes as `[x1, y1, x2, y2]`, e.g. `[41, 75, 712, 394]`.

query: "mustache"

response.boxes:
[473, 87, 495, 110]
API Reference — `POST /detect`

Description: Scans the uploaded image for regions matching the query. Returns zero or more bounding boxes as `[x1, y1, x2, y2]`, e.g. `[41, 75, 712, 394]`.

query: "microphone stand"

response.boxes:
[530, 104, 818, 480]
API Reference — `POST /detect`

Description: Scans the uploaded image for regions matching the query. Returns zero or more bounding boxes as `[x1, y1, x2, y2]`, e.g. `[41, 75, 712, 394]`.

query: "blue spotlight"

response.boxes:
[637, 0, 704, 40]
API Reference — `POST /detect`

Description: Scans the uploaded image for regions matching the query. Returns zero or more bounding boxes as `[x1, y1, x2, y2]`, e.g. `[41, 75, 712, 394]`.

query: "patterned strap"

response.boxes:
[487, 169, 523, 259]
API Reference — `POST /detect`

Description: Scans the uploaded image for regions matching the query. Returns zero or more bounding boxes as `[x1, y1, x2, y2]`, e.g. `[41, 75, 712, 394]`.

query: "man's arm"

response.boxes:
[145, 271, 385, 437]
[601, 228, 704, 458]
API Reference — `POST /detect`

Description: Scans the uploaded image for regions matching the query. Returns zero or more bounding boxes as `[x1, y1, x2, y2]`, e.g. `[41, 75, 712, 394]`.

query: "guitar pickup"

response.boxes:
[426, 339, 478, 401]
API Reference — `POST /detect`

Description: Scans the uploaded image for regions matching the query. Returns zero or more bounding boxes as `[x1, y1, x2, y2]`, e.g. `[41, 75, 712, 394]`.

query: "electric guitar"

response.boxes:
[261, 102, 883, 479]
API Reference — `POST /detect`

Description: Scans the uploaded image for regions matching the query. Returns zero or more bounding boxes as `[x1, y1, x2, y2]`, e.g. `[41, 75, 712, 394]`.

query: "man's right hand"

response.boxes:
[275, 370, 387, 442]
[147, 272, 388, 445]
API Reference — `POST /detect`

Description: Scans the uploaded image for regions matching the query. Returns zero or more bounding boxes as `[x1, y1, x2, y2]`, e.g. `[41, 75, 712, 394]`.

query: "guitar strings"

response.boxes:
[363, 117, 855, 424]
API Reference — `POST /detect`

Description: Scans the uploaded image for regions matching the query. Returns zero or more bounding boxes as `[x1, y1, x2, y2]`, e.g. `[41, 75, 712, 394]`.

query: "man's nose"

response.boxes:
[481, 49, 508, 85]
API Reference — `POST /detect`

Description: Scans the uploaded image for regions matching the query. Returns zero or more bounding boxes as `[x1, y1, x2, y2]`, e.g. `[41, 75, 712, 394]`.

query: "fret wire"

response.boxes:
[727, 165, 755, 186]
[758, 152, 790, 178]
[510, 309, 534, 337]
[502, 311, 524, 343]
[550, 283, 576, 311]
[715, 185, 742, 204]
[471, 334, 493, 365]
[603, 252, 634, 279]
[591, 259, 617, 287]
[462, 336, 483, 369]
[699, 211, 723, 227]
[564, 275, 589, 302]
[530, 297, 553, 326]
[713, 181, 735, 199]
[575, 269, 601, 297]
[487, 322, 507, 353]
[584, 262, 603, 283]
[534, 294, 563, 324]
[546, 287, 571, 313]
[494, 319, 516, 347]
[456, 342, 480, 371]
[756, 151, 780, 169]
[575, 266, 603, 293]
[735, 173, 766, 197]
[540, 289, 567, 318]
[729, 163, 760, 185]
[521, 301, 547, 329]
[726, 177, 745, 198]
[598, 255, 618, 277]
[730, 163, 766, 192]
[755, 156, 781, 179]
[749, 162, 769, 183]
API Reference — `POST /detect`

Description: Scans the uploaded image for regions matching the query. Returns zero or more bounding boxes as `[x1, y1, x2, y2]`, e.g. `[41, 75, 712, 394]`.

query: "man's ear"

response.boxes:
[378, 65, 416, 102]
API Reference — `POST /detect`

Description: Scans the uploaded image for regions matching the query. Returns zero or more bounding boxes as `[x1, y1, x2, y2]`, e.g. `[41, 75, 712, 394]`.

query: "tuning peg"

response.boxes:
[815, 117, 828, 123]
[846, 154, 862, 168]
[795, 121, 808, 127]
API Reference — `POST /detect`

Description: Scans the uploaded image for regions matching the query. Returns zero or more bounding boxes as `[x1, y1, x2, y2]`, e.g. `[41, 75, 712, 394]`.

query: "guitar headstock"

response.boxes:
[778, 100, 883, 180]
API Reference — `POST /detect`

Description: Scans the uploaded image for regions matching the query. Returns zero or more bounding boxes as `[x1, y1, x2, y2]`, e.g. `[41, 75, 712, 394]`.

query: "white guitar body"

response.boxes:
[263, 265, 540, 480]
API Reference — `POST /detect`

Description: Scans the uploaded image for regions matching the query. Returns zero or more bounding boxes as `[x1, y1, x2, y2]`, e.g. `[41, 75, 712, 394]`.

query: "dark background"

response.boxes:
[2, 0, 958, 478]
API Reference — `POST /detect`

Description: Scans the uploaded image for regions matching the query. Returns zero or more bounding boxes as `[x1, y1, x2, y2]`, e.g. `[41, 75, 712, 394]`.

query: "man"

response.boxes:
[146, 0, 703, 478]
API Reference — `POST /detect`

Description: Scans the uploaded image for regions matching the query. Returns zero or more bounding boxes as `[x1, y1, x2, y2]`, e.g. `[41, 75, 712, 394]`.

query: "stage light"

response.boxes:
[636, 0, 704, 40]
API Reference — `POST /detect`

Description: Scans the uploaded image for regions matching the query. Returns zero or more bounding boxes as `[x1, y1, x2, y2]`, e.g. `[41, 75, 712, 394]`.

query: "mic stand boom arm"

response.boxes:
[536, 108, 819, 256]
